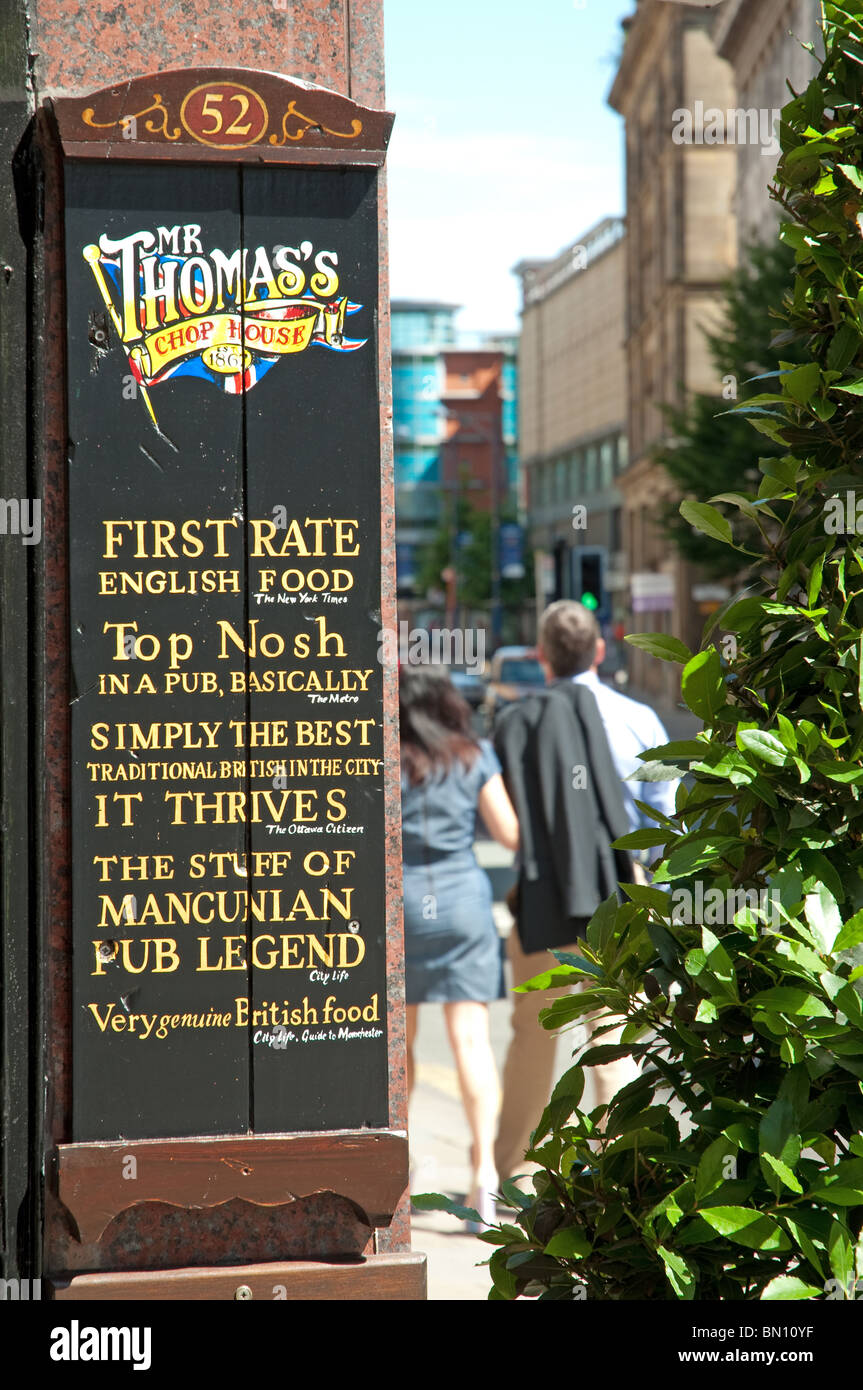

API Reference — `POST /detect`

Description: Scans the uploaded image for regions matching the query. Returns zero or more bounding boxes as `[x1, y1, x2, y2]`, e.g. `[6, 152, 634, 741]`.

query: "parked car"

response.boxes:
[449, 664, 486, 710]
[480, 646, 546, 729]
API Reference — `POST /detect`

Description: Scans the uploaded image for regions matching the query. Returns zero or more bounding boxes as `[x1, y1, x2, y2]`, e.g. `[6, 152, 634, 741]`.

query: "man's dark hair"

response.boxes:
[538, 600, 600, 677]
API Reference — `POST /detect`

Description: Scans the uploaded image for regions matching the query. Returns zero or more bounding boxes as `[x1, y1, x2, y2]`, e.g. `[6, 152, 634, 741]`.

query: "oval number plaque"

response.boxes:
[180, 82, 269, 149]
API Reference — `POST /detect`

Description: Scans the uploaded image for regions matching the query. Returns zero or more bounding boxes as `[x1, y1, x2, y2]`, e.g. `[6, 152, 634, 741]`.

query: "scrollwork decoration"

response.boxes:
[81, 94, 180, 141]
[269, 100, 362, 146]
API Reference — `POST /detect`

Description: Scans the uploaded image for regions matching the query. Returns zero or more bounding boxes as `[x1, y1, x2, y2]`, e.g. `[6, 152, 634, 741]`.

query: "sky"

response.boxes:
[383, 0, 635, 335]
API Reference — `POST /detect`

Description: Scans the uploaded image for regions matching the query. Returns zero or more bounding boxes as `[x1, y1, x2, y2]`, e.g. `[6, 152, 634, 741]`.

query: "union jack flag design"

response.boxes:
[89, 248, 366, 403]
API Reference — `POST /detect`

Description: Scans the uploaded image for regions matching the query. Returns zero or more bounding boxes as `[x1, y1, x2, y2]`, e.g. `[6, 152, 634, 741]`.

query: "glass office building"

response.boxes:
[391, 301, 459, 593]
[392, 302, 518, 596]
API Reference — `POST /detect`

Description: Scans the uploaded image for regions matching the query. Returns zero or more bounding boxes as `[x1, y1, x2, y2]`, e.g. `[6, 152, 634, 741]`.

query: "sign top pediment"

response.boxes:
[50, 67, 394, 166]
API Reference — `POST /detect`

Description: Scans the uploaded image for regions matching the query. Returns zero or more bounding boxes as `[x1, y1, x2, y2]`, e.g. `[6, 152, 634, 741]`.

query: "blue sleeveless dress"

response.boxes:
[400, 739, 505, 1003]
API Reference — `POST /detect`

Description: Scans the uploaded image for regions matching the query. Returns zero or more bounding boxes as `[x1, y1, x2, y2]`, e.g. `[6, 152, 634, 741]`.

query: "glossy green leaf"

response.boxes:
[679, 500, 733, 545]
[808, 554, 825, 608]
[761, 1153, 804, 1194]
[614, 828, 671, 850]
[699, 1207, 788, 1250]
[784, 362, 821, 404]
[626, 761, 681, 783]
[411, 1192, 484, 1224]
[544, 1227, 592, 1258]
[835, 907, 863, 952]
[695, 1136, 738, 1202]
[681, 649, 726, 720]
[489, 1247, 518, 1298]
[810, 1187, 863, 1206]
[782, 1216, 826, 1281]
[702, 928, 736, 987]
[748, 987, 832, 1018]
[624, 633, 692, 664]
[826, 319, 861, 371]
[780, 1035, 807, 1065]
[804, 883, 843, 954]
[761, 1275, 823, 1300]
[658, 1246, 696, 1300]
[828, 1224, 855, 1287]
[695, 999, 718, 1023]
[737, 729, 792, 765]
[641, 740, 712, 761]
[838, 162, 863, 191]
[664, 836, 740, 877]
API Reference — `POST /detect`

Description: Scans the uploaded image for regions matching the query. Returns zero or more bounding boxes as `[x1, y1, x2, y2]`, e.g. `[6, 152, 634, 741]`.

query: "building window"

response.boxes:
[540, 462, 551, 506]
[600, 440, 614, 490]
[529, 465, 540, 510]
[586, 445, 598, 494]
[611, 506, 622, 555]
[555, 456, 567, 501]
[391, 358, 442, 441]
[391, 308, 457, 352]
[396, 485, 443, 524]
[395, 449, 440, 485]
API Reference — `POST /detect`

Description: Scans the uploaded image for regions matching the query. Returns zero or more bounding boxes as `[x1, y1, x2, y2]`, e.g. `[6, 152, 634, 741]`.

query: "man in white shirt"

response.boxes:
[573, 644, 676, 848]
[494, 600, 675, 1183]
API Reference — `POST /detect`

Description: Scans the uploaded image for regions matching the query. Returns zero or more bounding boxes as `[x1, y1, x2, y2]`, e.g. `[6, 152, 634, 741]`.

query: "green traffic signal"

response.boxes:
[581, 592, 599, 611]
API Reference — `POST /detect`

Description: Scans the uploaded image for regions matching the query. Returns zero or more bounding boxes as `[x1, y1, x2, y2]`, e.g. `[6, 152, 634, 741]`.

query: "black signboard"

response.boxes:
[65, 157, 388, 1140]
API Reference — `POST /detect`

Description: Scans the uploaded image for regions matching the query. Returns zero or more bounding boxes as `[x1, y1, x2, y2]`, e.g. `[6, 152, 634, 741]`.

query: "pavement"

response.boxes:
[408, 838, 609, 1300]
[406, 840, 515, 1302]
[406, 682, 701, 1300]
[407, 858, 606, 1299]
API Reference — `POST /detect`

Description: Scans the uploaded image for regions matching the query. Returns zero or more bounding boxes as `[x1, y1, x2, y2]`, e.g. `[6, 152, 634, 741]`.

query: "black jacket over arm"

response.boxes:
[494, 680, 633, 953]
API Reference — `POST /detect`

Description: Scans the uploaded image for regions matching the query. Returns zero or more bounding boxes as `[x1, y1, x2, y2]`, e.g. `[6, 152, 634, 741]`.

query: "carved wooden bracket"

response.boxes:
[56, 1130, 409, 1244]
[50, 67, 394, 166]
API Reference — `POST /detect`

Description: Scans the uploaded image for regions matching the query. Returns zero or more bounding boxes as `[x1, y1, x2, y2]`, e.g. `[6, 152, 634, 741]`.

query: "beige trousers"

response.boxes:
[494, 925, 636, 1182]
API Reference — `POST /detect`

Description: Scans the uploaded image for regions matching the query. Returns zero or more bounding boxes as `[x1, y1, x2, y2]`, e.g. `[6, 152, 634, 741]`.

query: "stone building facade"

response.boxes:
[713, 0, 823, 244]
[609, 0, 739, 700]
[515, 218, 628, 658]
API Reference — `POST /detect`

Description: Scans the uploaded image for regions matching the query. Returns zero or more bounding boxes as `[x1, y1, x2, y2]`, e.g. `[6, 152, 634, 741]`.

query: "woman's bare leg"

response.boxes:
[443, 1000, 500, 1190]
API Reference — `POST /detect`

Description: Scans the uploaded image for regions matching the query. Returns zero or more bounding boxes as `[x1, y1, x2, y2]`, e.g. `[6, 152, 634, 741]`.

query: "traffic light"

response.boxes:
[572, 548, 607, 621]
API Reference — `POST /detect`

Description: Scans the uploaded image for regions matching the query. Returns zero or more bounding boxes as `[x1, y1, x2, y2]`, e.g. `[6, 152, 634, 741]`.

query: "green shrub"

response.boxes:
[416, 3, 863, 1300]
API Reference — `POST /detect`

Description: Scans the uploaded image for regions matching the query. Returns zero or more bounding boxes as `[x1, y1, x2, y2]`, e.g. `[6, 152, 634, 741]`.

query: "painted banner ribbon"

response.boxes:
[129, 305, 325, 381]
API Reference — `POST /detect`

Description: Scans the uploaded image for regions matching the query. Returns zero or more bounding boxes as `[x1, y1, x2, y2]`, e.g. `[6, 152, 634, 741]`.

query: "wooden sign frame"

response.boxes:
[35, 68, 420, 1301]
[53, 68, 393, 166]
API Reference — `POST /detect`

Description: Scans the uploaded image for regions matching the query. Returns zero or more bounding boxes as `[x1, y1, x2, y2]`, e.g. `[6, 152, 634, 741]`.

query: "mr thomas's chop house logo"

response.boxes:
[83, 223, 366, 426]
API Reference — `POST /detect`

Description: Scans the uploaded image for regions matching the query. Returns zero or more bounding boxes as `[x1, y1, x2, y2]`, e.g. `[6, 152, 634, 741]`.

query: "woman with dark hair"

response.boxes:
[400, 665, 519, 1227]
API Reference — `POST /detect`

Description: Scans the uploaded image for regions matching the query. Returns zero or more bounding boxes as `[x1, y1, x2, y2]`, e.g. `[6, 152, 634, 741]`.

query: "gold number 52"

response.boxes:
[200, 90, 252, 137]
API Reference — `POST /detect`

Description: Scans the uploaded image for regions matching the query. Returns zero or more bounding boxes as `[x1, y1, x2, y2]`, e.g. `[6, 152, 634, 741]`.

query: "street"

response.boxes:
[407, 687, 700, 1299]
